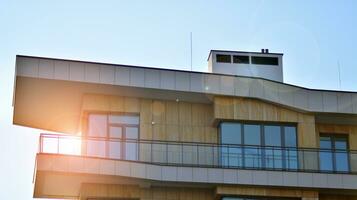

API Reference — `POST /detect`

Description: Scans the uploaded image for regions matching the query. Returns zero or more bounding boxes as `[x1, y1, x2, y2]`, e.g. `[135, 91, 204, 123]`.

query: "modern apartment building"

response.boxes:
[13, 49, 357, 200]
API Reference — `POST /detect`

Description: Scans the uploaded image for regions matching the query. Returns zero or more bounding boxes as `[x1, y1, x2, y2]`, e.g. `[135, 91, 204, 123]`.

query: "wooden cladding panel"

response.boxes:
[79, 183, 214, 200]
[81, 94, 217, 144]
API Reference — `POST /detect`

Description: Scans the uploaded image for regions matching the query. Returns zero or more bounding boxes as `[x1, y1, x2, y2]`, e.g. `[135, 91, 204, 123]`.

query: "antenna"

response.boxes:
[190, 32, 193, 71]
[338, 60, 342, 90]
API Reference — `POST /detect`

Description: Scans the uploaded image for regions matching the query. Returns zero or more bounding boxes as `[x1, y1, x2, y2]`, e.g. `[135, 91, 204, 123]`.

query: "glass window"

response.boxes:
[264, 126, 281, 146]
[220, 122, 242, 167]
[243, 125, 261, 145]
[87, 113, 139, 160]
[216, 54, 231, 63]
[233, 55, 249, 64]
[284, 126, 298, 169]
[264, 125, 282, 169]
[319, 135, 349, 172]
[221, 123, 241, 144]
[88, 114, 107, 137]
[244, 124, 261, 168]
[125, 127, 139, 160]
[251, 56, 279, 65]
[109, 115, 139, 125]
[220, 122, 297, 170]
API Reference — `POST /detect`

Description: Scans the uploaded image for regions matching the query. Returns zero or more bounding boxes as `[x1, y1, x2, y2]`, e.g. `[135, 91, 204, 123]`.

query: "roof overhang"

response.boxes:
[13, 55, 357, 133]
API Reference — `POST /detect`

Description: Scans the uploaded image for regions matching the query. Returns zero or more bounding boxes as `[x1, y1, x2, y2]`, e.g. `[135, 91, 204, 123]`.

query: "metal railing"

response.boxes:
[39, 133, 357, 174]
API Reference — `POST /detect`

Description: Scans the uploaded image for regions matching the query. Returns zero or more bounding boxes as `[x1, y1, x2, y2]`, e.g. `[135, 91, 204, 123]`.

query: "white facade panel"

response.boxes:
[308, 90, 323, 111]
[84, 64, 100, 83]
[337, 93, 353, 113]
[144, 69, 160, 88]
[54, 60, 70, 80]
[293, 88, 309, 110]
[177, 167, 193, 182]
[322, 91, 338, 112]
[17, 57, 39, 77]
[99, 65, 115, 85]
[190, 73, 205, 93]
[161, 166, 177, 181]
[38, 59, 54, 79]
[130, 68, 145, 87]
[175, 72, 190, 91]
[160, 71, 175, 90]
[220, 75, 235, 95]
[204, 74, 220, 94]
[69, 62, 85, 82]
[234, 77, 250, 96]
[115, 67, 130, 86]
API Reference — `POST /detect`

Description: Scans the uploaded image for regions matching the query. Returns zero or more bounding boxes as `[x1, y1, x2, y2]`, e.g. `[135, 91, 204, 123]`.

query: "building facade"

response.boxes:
[13, 50, 357, 199]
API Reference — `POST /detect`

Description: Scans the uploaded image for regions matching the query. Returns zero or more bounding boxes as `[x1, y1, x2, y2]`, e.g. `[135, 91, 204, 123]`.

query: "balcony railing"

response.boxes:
[39, 134, 357, 174]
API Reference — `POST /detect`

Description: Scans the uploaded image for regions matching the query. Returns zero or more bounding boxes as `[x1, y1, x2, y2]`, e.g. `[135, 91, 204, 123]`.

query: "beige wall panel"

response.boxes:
[205, 127, 218, 143]
[214, 97, 234, 119]
[249, 99, 264, 121]
[263, 103, 278, 121]
[140, 123, 153, 140]
[234, 98, 249, 120]
[192, 126, 205, 142]
[165, 101, 179, 125]
[179, 102, 192, 125]
[82, 94, 110, 111]
[192, 103, 207, 126]
[180, 126, 193, 142]
[166, 125, 180, 141]
[153, 100, 166, 124]
[109, 95, 124, 112]
[124, 97, 140, 113]
[153, 124, 166, 140]
[140, 99, 153, 124]
[279, 108, 298, 122]
[298, 123, 317, 148]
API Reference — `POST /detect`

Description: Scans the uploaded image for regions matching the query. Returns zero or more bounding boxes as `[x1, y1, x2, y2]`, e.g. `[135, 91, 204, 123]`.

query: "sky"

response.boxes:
[1, 0, 357, 199]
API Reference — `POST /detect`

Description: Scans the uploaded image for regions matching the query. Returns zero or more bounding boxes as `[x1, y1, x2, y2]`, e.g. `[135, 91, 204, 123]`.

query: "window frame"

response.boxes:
[86, 112, 140, 160]
[219, 121, 298, 170]
[319, 133, 350, 173]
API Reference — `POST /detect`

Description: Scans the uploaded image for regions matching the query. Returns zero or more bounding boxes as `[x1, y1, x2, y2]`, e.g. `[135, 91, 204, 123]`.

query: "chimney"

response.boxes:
[265, 49, 269, 53]
[261, 49, 265, 53]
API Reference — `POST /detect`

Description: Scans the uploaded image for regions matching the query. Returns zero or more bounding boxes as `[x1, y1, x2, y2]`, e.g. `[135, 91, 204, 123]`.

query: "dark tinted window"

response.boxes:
[221, 122, 241, 144]
[251, 56, 279, 65]
[233, 55, 250, 64]
[216, 54, 231, 63]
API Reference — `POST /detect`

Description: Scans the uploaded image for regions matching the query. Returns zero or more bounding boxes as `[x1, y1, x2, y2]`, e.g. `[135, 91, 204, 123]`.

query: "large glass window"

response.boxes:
[221, 123, 242, 167]
[87, 113, 139, 160]
[244, 124, 262, 168]
[220, 122, 297, 170]
[319, 135, 349, 172]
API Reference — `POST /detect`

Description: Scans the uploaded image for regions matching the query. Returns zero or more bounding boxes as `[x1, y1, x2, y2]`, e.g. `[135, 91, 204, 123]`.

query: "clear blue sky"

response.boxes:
[1, 0, 357, 199]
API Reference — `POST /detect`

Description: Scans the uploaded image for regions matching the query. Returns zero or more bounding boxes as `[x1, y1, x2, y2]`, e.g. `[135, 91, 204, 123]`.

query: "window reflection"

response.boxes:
[220, 122, 297, 170]
[319, 135, 349, 172]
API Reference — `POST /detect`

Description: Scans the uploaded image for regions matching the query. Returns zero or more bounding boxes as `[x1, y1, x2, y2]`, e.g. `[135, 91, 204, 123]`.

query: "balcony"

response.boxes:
[38, 133, 357, 174]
